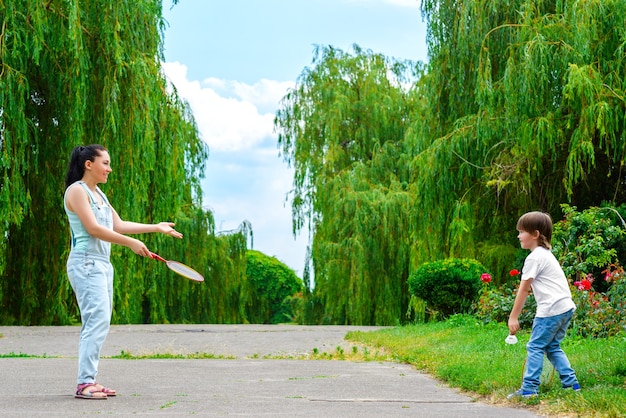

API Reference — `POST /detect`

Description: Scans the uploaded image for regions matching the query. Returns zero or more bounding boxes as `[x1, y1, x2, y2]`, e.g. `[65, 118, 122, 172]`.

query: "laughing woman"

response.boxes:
[64, 144, 182, 399]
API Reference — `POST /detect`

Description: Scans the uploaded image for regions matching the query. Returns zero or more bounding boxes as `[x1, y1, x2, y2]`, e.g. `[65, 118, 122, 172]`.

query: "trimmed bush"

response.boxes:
[245, 250, 304, 324]
[408, 258, 486, 317]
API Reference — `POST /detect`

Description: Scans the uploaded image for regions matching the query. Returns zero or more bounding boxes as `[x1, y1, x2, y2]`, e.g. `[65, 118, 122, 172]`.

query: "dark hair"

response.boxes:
[516, 211, 553, 250]
[64, 144, 108, 188]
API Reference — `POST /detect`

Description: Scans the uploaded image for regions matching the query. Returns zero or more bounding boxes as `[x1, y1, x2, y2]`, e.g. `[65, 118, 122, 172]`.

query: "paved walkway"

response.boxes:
[0, 324, 541, 417]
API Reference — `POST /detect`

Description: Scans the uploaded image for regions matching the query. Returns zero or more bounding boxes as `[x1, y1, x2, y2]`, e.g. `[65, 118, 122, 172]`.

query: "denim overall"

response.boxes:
[65, 181, 114, 384]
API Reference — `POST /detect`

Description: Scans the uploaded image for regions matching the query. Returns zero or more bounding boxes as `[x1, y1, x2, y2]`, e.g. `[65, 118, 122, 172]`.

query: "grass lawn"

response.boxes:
[346, 316, 626, 418]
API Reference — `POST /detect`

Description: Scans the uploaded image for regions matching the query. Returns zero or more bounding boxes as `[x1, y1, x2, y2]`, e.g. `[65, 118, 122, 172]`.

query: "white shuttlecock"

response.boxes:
[505, 334, 518, 344]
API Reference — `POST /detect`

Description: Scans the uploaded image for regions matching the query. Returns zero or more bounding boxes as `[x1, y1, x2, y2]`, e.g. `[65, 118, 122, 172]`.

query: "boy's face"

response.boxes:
[517, 229, 539, 250]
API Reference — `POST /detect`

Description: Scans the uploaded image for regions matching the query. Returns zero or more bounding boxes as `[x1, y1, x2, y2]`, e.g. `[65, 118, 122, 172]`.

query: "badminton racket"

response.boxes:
[150, 252, 204, 282]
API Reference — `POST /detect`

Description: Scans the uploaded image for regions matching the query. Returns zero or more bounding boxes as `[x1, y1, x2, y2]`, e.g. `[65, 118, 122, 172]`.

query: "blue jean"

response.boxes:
[67, 253, 114, 384]
[522, 308, 578, 391]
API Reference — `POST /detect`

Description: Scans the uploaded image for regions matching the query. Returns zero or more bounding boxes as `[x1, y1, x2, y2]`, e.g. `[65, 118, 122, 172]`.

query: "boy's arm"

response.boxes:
[508, 279, 533, 335]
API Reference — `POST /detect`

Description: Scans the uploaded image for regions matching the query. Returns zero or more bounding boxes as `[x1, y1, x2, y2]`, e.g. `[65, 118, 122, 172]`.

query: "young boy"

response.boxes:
[507, 211, 580, 398]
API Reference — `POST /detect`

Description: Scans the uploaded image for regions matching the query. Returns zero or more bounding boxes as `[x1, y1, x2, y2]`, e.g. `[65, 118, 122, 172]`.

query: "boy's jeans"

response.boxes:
[522, 308, 578, 391]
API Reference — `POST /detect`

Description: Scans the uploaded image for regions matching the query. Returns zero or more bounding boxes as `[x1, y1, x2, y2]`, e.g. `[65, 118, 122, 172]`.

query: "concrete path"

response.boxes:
[0, 324, 541, 417]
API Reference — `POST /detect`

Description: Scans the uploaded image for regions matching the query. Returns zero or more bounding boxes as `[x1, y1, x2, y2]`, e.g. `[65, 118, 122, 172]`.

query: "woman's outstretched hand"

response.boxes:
[156, 222, 183, 239]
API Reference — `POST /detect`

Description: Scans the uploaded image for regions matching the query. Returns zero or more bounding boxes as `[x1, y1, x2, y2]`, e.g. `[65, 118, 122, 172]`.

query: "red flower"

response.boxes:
[573, 278, 592, 291]
[480, 273, 492, 283]
[509, 269, 520, 276]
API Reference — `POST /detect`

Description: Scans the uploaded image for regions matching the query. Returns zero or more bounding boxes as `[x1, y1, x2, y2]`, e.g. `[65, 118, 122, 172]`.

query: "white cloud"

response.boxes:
[161, 61, 308, 274]
[162, 62, 293, 152]
[204, 78, 295, 115]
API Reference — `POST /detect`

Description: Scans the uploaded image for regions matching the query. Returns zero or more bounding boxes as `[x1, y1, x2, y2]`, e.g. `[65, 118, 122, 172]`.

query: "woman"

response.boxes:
[64, 144, 182, 399]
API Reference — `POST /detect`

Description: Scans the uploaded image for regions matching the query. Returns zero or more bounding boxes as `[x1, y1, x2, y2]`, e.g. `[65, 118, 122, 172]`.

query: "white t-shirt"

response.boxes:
[522, 246, 576, 318]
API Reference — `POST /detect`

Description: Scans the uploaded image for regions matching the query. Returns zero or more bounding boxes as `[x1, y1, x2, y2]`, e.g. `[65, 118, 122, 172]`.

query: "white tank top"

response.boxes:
[64, 181, 113, 258]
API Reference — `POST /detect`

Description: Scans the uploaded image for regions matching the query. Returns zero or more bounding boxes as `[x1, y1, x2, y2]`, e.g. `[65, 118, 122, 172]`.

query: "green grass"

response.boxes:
[0, 352, 53, 358]
[109, 350, 235, 360]
[346, 316, 626, 417]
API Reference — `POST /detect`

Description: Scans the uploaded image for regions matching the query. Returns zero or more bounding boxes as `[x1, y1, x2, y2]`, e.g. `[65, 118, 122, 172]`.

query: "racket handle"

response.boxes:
[150, 252, 166, 262]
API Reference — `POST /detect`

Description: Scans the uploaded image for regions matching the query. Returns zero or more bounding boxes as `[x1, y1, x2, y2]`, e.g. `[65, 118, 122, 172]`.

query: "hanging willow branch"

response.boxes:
[0, 0, 249, 325]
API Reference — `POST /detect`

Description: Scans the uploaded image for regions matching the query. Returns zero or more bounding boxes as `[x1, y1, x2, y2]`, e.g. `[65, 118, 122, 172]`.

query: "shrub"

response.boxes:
[474, 269, 536, 328]
[569, 264, 626, 338]
[475, 203, 626, 338]
[245, 250, 304, 324]
[552, 204, 626, 293]
[551, 204, 626, 337]
[408, 258, 486, 317]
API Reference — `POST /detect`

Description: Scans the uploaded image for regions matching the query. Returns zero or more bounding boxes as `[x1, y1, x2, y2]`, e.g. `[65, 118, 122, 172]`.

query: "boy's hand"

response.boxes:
[508, 317, 520, 335]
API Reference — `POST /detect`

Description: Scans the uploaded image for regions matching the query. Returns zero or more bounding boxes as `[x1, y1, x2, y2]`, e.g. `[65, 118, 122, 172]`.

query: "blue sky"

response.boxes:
[161, 0, 428, 277]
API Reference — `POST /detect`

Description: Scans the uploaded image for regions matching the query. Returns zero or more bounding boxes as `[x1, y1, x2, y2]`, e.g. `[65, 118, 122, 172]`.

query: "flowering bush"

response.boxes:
[476, 265, 626, 338]
[474, 269, 536, 328]
[552, 204, 626, 293]
[475, 205, 626, 337]
[551, 205, 626, 337]
[573, 275, 593, 291]
[569, 265, 626, 338]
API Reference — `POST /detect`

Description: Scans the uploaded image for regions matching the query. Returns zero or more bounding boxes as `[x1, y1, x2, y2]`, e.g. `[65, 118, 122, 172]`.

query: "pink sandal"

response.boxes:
[75, 383, 107, 400]
[94, 383, 116, 397]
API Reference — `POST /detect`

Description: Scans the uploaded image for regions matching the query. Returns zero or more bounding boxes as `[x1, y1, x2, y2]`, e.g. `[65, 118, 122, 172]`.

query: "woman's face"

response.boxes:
[86, 151, 112, 184]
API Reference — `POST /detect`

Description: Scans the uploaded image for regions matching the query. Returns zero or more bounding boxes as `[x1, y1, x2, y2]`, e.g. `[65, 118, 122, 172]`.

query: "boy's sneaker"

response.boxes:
[507, 389, 538, 399]
[563, 383, 581, 391]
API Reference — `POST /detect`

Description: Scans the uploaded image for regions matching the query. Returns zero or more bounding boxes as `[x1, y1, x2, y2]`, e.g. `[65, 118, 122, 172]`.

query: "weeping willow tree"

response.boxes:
[275, 45, 422, 325]
[276, 0, 625, 324]
[0, 0, 249, 324]
[411, 0, 626, 277]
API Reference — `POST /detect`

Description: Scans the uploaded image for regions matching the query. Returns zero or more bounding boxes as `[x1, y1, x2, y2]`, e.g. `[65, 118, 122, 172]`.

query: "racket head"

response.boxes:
[166, 260, 204, 282]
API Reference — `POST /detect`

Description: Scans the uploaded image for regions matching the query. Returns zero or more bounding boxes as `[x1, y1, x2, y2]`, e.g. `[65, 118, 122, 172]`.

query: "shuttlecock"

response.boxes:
[505, 334, 518, 344]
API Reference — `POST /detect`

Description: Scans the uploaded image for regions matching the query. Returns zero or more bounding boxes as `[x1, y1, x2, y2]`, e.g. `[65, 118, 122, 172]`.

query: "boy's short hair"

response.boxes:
[517, 211, 553, 249]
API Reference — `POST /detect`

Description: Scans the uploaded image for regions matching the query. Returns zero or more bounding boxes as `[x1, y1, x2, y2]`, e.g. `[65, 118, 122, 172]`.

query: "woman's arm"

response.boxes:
[110, 207, 183, 238]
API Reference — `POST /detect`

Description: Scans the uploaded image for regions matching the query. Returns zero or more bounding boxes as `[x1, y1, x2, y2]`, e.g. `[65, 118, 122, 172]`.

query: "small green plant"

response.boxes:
[160, 401, 177, 409]
[408, 258, 486, 317]
[0, 352, 52, 358]
[110, 350, 233, 360]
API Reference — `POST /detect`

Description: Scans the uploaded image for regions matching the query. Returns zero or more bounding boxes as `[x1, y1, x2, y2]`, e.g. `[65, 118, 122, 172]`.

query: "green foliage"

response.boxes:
[0, 0, 249, 324]
[407, 258, 486, 317]
[291, 287, 325, 325]
[475, 272, 536, 329]
[411, 0, 626, 275]
[552, 204, 626, 293]
[276, 1, 626, 326]
[245, 250, 303, 324]
[275, 45, 421, 325]
[476, 204, 626, 337]
[568, 264, 626, 339]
